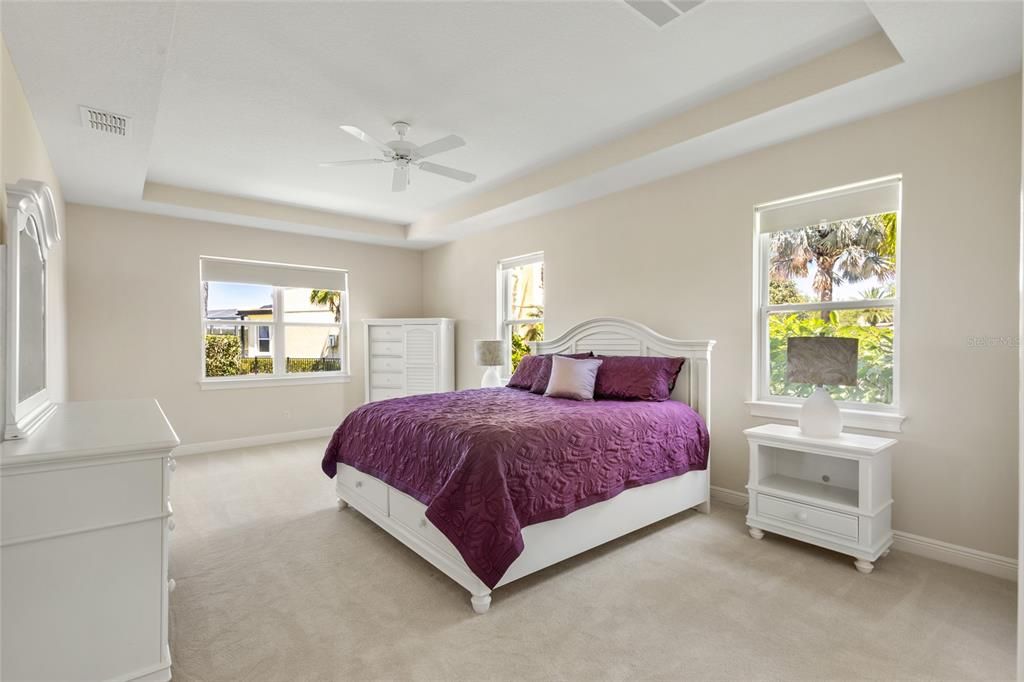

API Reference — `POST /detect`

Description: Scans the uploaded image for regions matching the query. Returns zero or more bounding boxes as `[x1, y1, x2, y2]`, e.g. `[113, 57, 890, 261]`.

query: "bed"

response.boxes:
[322, 317, 715, 613]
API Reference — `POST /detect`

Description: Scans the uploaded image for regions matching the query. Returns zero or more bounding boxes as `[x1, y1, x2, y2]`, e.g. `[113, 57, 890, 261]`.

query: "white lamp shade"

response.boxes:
[474, 340, 504, 367]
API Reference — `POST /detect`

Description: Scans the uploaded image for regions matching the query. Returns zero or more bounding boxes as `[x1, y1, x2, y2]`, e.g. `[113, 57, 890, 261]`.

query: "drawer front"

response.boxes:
[371, 341, 403, 357]
[370, 357, 405, 373]
[370, 372, 403, 389]
[369, 326, 403, 342]
[757, 494, 859, 540]
[1, 457, 166, 542]
[1, 518, 165, 681]
[337, 465, 388, 514]
[389, 489, 458, 558]
[370, 388, 403, 402]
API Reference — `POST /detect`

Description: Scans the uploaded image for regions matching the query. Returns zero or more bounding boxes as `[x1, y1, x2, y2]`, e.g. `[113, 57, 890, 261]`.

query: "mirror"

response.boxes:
[18, 217, 46, 402]
[4, 180, 61, 440]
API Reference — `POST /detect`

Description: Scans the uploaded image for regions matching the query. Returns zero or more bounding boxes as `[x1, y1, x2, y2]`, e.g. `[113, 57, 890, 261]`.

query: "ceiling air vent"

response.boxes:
[79, 106, 131, 138]
[625, 0, 704, 27]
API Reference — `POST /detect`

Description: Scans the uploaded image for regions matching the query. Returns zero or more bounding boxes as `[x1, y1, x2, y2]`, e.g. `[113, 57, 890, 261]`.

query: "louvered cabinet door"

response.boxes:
[403, 325, 439, 395]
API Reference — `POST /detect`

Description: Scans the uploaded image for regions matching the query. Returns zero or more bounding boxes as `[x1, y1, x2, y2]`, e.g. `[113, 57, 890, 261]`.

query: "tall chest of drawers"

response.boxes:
[363, 318, 455, 402]
[0, 399, 179, 681]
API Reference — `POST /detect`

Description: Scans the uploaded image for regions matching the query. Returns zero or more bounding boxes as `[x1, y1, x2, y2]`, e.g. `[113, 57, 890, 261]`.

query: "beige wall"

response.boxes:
[66, 204, 422, 444]
[423, 75, 1022, 559]
[1, 39, 68, 402]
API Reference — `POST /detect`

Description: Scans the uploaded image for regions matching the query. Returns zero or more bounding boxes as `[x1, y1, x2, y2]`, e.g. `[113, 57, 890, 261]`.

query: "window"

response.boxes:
[754, 177, 901, 418]
[256, 326, 271, 354]
[200, 257, 349, 386]
[498, 252, 544, 375]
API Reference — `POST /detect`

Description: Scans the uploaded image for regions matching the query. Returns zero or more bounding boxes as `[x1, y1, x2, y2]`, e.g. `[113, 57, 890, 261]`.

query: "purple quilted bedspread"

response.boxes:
[321, 388, 709, 588]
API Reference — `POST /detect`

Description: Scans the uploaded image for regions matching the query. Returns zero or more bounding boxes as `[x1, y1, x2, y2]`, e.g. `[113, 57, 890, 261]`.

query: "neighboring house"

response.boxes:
[236, 289, 339, 360]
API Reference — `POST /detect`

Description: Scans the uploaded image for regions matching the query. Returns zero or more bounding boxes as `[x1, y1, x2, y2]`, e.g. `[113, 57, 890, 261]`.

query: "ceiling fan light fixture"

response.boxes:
[321, 122, 476, 192]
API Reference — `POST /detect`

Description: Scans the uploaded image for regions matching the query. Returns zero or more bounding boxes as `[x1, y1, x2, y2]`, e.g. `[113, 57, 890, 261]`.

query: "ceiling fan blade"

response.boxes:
[318, 159, 385, 167]
[414, 134, 465, 159]
[339, 125, 394, 156]
[418, 161, 476, 183]
[392, 165, 409, 192]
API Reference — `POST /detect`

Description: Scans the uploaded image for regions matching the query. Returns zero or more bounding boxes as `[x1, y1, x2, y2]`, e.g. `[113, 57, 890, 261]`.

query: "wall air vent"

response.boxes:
[79, 106, 131, 138]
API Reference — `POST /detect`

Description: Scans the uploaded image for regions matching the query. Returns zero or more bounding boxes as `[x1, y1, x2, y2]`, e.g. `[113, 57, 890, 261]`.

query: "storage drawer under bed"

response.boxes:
[388, 489, 459, 558]
[337, 465, 389, 515]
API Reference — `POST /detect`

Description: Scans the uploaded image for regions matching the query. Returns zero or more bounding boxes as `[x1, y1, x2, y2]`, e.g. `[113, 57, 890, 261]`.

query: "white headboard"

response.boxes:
[533, 318, 715, 427]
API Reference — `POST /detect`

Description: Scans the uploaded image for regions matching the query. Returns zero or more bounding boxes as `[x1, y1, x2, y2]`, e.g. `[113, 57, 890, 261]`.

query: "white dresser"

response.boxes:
[364, 318, 455, 402]
[1, 399, 179, 682]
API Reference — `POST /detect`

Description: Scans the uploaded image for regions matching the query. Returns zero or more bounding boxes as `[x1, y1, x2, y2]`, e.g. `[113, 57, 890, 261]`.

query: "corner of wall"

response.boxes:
[1, 35, 69, 402]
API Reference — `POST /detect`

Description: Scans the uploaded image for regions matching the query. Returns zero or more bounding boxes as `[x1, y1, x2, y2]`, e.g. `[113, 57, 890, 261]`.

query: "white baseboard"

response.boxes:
[890, 530, 1017, 582]
[709, 486, 1016, 582]
[711, 485, 750, 507]
[173, 426, 335, 457]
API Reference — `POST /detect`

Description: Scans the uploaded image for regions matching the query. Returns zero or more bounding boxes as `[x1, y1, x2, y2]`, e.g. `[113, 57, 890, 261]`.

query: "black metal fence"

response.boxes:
[222, 357, 342, 375]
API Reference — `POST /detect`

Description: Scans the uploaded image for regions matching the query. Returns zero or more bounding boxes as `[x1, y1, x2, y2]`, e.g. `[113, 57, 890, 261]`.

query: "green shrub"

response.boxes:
[205, 335, 241, 377]
[511, 322, 544, 371]
[769, 312, 893, 405]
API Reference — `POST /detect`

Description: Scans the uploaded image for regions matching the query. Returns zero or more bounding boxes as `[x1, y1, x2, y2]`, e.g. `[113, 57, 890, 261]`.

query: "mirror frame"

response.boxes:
[4, 179, 61, 440]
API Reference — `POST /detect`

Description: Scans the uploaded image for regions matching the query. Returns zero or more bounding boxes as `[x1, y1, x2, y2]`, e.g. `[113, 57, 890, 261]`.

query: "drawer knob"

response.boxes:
[795, 511, 808, 522]
[168, 458, 176, 472]
[168, 578, 176, 593]
[355, 480, 363, 489]
[168, 518, 176, 531]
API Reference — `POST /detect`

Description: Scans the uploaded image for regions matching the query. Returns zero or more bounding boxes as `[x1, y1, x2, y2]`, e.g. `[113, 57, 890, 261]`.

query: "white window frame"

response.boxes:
[199, 258, 351, 390]
[496, 251, 544, 378]
[749, 177, 906, 432]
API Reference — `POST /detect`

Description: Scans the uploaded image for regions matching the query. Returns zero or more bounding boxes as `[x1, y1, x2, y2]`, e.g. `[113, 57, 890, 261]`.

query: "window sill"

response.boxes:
[200, 374, 351, 391]
[746, 400, 906, 433]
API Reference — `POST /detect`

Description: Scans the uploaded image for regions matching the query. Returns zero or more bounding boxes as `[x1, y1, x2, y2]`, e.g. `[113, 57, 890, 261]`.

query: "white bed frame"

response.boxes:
[335, 317, 715, 613]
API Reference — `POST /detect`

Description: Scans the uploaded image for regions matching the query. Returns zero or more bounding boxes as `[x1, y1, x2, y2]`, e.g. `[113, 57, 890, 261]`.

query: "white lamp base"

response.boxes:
[799, 386, 842, 438]
[480, 366, 504, 388]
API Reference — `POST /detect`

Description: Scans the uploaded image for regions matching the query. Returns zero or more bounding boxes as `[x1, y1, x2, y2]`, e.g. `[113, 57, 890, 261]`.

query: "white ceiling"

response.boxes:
[2, 1, 1021, 246]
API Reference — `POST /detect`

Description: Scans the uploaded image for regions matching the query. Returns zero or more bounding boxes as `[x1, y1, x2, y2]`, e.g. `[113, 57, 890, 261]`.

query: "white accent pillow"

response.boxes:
[544, 355, 604, 401]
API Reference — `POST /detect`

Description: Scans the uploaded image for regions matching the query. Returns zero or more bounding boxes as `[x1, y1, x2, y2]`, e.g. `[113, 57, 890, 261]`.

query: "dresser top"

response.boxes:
[744, 423, 897, 454]
[1, 399, 179, 469]
[363, 318, 454, 325]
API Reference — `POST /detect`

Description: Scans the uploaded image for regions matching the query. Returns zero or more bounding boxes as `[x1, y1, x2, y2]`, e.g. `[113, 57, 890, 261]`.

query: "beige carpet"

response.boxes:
[169, 439, 1016, 681]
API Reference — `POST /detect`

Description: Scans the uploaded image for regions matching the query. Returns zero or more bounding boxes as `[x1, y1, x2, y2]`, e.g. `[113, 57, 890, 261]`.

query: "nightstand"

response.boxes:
[744, 423, 897, 574]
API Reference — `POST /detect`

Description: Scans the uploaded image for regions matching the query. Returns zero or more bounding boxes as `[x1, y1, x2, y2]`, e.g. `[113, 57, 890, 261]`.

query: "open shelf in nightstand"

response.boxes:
[754, 445, 860, 513]
[758, 474, 858, 511]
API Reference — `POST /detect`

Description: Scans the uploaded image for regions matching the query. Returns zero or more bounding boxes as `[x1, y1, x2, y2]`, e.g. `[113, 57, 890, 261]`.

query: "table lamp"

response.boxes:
[786, 336, 859, 437]
[475, 340, 505, 388]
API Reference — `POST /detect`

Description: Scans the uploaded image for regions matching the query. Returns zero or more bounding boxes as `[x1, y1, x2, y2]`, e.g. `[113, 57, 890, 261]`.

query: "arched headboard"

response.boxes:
[532, 317, 715, 428]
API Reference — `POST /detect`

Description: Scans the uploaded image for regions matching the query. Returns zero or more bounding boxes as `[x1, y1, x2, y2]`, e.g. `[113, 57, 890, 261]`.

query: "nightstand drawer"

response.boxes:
[757, 494, 859, 541]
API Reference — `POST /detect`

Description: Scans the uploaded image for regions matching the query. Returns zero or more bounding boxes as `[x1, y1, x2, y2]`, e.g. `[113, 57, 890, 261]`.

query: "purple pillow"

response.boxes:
[593, 356, 686, 401]
[508, 352, 594, 390]
[529, 352, 595, 394]
[506, 354, 546, 389]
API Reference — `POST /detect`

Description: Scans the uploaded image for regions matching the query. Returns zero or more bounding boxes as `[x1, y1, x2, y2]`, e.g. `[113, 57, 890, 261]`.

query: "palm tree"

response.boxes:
[770, 214, 896, 319]
[309, 289, 342, 323]
[856, 285, 896, 326]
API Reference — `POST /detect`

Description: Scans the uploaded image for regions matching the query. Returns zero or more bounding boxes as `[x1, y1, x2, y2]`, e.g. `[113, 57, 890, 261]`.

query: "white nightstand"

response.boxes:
[744, 423, 897, 574]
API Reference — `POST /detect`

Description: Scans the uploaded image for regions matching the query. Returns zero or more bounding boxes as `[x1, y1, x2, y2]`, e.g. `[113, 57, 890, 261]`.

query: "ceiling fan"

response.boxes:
[320, 121, 477, 192]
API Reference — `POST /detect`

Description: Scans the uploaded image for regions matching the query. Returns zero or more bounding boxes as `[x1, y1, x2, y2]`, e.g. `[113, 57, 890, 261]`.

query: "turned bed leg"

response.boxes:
[337, 497, 349, 511]
[748, 526, 764, 540]
[470, 593, 491, 615]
